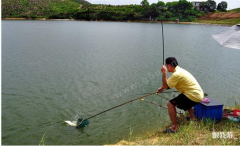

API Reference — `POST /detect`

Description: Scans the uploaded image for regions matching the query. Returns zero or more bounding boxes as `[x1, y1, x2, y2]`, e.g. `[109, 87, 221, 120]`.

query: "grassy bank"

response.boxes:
[193, 11, 240, 26]
[116, 106, 240, 145]
[2, 17, 238, 26]
[1, 0, 90, 19]
[193, 18, 240, 26]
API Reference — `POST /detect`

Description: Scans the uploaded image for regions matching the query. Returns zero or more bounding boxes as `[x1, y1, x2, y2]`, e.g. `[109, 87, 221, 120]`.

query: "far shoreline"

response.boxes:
[1, 17, 232, 26]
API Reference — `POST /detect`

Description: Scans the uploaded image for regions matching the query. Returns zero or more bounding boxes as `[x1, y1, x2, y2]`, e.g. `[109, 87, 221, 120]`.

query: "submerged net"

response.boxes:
[76, 118, 89, 128]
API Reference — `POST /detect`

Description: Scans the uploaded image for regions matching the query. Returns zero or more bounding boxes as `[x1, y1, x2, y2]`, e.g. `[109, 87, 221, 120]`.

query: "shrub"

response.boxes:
[195, 13, 202, 18]
[165, 11, 172, 18]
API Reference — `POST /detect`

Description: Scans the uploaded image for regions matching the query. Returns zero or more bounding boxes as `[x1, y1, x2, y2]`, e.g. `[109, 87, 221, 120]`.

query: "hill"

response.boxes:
[200, 12, 240, 20]
[1, 0, 90, 19]
[229, 8, 240, 12]
[194, 12, 240, 25]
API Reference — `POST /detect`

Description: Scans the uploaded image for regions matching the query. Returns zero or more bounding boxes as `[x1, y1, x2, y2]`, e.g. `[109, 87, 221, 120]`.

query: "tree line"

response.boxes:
[76, 0, 228, 22]
[70, 0, 205, 21]
[2, 0, 228, 21]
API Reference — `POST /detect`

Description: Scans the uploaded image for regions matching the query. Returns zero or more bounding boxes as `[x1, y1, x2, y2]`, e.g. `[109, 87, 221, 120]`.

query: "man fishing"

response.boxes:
[158, 57, 204, 133]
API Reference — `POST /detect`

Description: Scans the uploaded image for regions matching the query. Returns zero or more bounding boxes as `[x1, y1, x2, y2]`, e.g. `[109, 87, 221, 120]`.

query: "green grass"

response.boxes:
[117, 106, 240, 145]
[1, 0, 90, 18]
[229, 8, 240, 12]
[118, 118, 240, 145]
[39, 133, 47, 146]
[194, 18, 240, 26]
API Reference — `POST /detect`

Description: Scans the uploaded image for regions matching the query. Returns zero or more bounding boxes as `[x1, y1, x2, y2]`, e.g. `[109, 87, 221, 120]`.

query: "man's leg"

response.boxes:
[188, 108, 196, 120]
[167, 101, 178, 131]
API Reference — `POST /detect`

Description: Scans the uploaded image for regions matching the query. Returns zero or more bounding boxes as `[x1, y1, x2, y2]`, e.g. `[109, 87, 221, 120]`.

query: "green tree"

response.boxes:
[217, 1, 227, 12]
[200, 0, 216, 12]
[199, 1, 207, 11]
[165, 11, 172, 18]
[149, 3, 160, 19]
[141, 0, 149, 8]
[208, 0, 216, 12]
[166, 1, 179, 13]
[140, 0, 151, 19]
[156, 1, 165, 7]
[178, 0, 193, 13]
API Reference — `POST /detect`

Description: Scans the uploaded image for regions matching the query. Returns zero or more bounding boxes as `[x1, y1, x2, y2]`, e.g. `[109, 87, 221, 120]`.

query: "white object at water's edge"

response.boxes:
[65, 121, 77, 126]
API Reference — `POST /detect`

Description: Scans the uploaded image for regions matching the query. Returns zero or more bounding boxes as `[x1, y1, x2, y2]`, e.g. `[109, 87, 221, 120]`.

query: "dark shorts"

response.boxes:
[170, 94, 199, 111]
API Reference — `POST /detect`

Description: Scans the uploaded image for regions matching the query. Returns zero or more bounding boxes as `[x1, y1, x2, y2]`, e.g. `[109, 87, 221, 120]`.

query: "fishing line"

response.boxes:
[141, 98, 182, 114]
[156, 93, 170, 100]
[134, 90, 178, 95]
[141, 99, 167, 109]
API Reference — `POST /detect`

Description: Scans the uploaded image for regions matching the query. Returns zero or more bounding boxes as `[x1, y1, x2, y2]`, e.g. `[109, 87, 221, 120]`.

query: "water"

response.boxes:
[2, 20, 240, 145]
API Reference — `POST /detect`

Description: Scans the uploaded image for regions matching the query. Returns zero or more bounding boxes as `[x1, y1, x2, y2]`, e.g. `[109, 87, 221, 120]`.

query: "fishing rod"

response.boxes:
[76, 92, 157, 128]
[160, 6, 165, 65]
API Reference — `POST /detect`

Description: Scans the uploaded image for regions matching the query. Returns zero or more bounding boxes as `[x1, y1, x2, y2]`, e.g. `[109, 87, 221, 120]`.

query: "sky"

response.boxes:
[86, 0, 240, 10]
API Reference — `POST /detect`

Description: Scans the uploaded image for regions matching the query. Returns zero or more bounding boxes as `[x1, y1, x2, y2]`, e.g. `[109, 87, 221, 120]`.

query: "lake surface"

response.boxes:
[2, 20, 240, 145]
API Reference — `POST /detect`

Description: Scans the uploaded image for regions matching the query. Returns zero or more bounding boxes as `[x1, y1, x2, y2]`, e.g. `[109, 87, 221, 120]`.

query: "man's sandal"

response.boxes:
[163, 127, 178, 133]
[185, 117, 198, 121]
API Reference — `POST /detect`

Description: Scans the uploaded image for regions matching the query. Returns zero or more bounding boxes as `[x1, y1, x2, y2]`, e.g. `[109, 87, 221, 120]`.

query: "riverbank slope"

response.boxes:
[194, 12, 240, 25]
[115, 106, 240, 145]
[2, 12, 240, 26]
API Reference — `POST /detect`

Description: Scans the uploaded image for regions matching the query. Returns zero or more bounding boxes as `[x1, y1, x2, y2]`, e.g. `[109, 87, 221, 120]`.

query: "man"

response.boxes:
[158, 57, 204, 133]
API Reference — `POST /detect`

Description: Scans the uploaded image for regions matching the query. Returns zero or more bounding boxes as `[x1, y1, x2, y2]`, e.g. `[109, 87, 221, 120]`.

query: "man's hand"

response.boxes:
[157, 86, 164, 93]
[161, 65, 167, 74]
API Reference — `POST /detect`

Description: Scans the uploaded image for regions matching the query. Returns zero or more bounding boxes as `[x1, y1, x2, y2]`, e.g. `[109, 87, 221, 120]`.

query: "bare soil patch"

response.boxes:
[200, 12, 240, 20]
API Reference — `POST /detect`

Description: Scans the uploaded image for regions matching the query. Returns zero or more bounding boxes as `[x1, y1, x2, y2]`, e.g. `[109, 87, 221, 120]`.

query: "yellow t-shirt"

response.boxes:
[167, 66, 204, 102]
